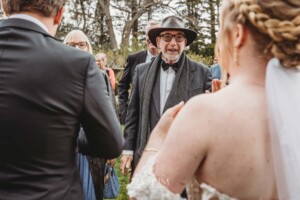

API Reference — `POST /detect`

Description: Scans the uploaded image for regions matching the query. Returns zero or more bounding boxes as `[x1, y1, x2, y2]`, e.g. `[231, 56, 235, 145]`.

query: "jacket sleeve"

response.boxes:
[118, 55, 132, 124]
[80, 56, 124, 159]
[123, 66, 140, 151]
[204, 67, 213, 92]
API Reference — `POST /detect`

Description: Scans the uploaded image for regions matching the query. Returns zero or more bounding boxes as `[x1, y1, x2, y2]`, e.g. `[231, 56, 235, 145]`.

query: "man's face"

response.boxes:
[156, 30, 187, 63]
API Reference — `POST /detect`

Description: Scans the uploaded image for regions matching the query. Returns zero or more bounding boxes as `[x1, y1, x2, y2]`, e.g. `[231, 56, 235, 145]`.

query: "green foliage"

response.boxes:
[93, 39, 146, 69]
[96, 49, 127, 69]
[186, 51, 213, 66]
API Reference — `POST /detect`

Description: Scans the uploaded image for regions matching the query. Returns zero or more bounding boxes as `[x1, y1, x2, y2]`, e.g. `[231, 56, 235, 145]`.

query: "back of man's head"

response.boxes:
[2, 0, 67, 16]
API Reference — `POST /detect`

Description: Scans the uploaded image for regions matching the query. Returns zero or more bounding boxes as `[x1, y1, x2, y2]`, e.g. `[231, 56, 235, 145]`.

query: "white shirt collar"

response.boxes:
[9, 14, 49, 33]
[146, 50, 155, 62]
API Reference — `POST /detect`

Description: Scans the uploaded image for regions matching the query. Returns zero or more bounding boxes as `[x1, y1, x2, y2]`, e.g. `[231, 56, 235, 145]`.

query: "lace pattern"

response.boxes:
[127, 155, 238, 200]
[200, 183, 238, 200]
[127, 155, 185, 200]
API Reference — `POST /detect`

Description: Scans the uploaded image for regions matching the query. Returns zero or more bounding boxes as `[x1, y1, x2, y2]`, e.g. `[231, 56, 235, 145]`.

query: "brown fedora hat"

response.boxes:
[148, 15, 197, 47]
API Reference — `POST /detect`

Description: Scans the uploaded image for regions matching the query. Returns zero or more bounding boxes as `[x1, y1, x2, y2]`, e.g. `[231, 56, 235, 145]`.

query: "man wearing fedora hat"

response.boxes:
[120, 15, 212, 176]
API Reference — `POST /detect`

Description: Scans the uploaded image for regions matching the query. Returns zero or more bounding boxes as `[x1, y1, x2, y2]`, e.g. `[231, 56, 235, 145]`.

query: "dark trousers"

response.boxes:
[88, 157, 106, 200]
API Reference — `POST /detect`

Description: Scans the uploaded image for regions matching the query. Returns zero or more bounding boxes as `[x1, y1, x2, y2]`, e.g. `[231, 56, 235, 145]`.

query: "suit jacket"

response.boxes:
[0, 18, 123, 200]
[118, 50, 147, 124]
[124, 55, 212, 168]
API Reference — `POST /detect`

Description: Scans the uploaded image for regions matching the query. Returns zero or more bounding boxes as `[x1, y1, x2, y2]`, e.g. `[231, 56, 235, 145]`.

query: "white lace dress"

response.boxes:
[127, 155, 237, 200]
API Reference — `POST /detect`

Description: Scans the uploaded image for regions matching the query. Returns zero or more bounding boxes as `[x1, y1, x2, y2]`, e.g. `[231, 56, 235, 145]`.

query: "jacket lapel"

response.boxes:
[188, 60, 196, 88]
[140, 50, 147, 63]
[152, 69, 161, 117]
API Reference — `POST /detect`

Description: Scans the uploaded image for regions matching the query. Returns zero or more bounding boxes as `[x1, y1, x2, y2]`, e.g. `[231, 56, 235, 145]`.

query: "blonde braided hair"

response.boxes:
[227, 0, 300, 68]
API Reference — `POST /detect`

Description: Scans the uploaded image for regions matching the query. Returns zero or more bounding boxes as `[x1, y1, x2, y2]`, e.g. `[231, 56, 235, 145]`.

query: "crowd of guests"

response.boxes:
[1, 0, 300, 200]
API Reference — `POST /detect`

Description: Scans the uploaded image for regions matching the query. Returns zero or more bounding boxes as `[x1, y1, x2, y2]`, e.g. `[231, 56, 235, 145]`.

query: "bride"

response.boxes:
[127, 0, 300, 199]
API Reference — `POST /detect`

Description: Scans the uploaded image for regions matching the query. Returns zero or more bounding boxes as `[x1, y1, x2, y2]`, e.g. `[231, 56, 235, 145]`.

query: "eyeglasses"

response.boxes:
[66, 42, 88, 49]
[159, 34, 186, 43]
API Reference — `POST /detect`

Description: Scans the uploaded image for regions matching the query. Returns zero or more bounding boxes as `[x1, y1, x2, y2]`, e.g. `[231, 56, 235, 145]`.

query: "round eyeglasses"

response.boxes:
[66, 42, 88, 49]
[159, 34, 186, 43]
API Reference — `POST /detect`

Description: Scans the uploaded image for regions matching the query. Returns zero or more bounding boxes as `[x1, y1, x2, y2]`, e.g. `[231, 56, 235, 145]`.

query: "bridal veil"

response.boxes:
[266, 58, 300, 199]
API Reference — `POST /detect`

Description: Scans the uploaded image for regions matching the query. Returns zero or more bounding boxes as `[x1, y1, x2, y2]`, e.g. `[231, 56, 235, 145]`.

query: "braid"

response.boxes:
[230, 0, 300, 68]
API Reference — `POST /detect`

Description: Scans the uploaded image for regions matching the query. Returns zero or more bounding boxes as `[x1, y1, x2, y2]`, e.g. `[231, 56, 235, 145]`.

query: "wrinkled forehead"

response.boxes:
[160, 30, 185, 36]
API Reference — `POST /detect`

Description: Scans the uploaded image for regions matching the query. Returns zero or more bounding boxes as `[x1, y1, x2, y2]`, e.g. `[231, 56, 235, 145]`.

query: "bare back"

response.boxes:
[194, 83, 277, 199]
[155, 81, 277, 199]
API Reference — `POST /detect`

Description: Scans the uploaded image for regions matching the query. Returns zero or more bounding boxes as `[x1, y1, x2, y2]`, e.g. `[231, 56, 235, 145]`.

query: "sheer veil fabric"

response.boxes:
[266, 58, 300, 200]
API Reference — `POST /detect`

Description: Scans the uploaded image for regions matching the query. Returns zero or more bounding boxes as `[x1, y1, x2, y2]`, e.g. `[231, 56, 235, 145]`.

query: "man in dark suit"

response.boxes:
[120, 16, 212, 175]
[0, 1, 123, 200]
[118, 21, 160, 124]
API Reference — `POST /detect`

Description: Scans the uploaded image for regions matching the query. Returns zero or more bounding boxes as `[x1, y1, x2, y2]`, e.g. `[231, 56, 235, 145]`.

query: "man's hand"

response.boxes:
[212, 79, 222, 92]
[120, 154, 133, 176]
[205, 79, 222, 93]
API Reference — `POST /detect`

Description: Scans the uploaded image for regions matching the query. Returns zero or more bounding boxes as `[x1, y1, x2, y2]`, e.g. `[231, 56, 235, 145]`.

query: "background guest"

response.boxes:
[210, 57, 222, 80]
[95, 53, 116, 92]
[95, 52, 117, 115]
[118, 20, 161, 124]
[120, 15, 212, 180]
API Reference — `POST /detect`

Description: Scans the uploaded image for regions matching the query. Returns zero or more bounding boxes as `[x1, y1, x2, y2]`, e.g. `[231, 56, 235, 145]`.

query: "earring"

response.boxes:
[233, 47, 239, 67]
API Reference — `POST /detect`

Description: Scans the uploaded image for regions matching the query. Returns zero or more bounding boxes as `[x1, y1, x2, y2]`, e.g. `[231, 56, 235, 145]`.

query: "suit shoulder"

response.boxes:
[136, 62, 150, 72]
[129, 50, 147, 59]
[54, 42, 94, 69]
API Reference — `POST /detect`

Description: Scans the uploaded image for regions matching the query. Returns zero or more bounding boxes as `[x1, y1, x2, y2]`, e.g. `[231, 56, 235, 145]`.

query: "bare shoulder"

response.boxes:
[169, 91, 229, 142]
[182, 90, 229, 121]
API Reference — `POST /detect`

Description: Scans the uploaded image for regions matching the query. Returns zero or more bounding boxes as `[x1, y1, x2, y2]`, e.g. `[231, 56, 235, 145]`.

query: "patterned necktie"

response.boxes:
[162, 61, 179, 72]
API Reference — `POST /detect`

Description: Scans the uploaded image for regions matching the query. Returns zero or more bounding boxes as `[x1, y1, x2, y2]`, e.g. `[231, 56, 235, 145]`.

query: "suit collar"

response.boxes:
[0, 18, 56, 40]
[9, 14, 49, 33]
[141, 50, 147, 62]
[152, 68, 161, 117]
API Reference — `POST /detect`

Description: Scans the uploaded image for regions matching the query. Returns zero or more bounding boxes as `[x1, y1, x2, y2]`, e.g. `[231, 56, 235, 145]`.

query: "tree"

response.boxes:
[114, 0, 161, 48]
[98, 0, 118, 50]
[172, 0, 220, 57]
[1, 0, 220, 62]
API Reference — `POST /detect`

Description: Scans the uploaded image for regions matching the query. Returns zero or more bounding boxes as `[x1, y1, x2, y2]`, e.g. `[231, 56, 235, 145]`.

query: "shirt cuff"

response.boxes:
[122, 150, 134, 155]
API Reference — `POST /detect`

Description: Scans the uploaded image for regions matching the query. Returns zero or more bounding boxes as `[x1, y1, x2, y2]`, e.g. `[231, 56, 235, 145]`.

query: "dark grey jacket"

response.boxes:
[0, 18, 123, 200]
[118, 50, 147, 124]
